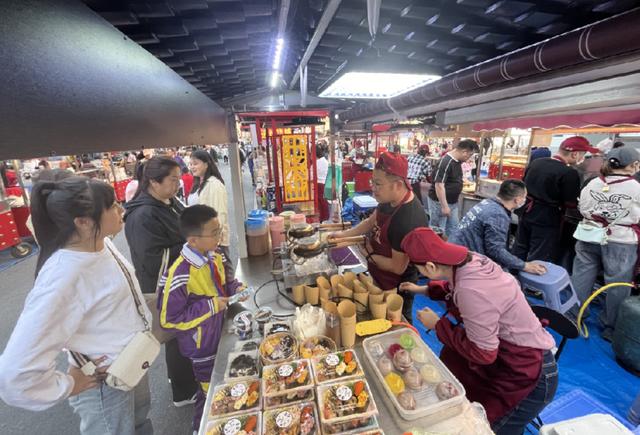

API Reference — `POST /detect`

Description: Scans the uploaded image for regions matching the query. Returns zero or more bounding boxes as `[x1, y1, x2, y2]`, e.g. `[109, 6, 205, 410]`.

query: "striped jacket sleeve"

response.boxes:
[159, 263, 219, 331]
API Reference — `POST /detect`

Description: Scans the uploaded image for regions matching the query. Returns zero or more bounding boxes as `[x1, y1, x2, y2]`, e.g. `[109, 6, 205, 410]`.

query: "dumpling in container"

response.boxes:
[397, 392, 416, 410]
[392, 349, 413, 373]
[419, 364, 441, 383]
[402, 368, 423, 390]
[436, 381, 460, 400]
[377, 355, 394, 376]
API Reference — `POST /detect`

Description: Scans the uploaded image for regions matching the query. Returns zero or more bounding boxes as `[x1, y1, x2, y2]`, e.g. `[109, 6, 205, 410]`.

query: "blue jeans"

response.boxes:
[571, 240, 636, 329]
[492, 350, 558, 435]
[68, 375, 153, 435]
[427, 197, 459, 237]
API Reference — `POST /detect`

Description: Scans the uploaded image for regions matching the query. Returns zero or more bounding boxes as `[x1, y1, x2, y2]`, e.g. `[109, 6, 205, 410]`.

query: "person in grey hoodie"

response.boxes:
[449, 179, 547, 275]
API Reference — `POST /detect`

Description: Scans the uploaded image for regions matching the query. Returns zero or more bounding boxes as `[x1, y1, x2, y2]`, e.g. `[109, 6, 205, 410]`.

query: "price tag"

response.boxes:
[325, 354, 340, 367]
[230, 383, 247, 398]
[277, 364, 294, 377]
[275, 411, 293, 428]
[335, 385, 353, 402]
[223, 418, 241, 435]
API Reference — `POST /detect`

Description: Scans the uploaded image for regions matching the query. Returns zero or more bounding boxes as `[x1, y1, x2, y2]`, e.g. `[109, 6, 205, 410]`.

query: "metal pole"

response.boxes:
[310, 125, 318, 222]
[271, 118, 282, 211]
[227, 112, 248, 259]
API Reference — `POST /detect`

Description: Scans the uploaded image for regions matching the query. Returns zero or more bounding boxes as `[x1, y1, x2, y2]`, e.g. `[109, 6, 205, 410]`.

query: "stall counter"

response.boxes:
[199, 255, 493, 435]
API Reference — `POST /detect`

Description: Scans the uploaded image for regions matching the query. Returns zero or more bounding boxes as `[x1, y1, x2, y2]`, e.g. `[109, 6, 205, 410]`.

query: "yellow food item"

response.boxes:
[384, 372, 405, 395]
[246, 391, 259, 407]
[356, 391, 369, 408]
[346, 361, 357, 374]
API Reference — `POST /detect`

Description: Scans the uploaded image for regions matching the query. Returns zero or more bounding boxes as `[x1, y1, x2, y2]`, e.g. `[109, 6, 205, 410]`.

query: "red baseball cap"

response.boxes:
[375, 152, 410, 188]
[560, 136, 599, 153]
[401, 228, 469, 266]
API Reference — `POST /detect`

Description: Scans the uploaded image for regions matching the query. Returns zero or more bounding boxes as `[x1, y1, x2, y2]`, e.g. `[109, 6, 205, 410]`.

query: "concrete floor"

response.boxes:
[0, 162, 256, 435]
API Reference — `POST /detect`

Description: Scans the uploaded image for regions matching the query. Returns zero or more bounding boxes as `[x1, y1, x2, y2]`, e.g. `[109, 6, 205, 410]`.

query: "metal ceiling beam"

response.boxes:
[289, 0, 342, 89]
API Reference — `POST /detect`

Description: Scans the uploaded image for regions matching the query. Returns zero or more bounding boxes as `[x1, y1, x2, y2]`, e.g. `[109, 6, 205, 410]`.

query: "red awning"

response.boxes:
[472, 108, 640, 132]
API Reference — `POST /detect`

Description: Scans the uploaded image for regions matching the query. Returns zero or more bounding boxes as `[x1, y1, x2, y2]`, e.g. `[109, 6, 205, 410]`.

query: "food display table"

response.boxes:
[198, 255, 494, 435]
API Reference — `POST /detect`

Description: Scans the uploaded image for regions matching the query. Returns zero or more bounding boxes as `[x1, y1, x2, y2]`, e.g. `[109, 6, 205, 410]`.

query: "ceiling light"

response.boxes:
[272, 38, 285, 70]
[270, 71, 279, 88]
[319, 72, 441, 99]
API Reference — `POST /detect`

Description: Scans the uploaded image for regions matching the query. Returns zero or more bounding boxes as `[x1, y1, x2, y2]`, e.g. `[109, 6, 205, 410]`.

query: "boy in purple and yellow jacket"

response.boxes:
[158, 204, 244, 432]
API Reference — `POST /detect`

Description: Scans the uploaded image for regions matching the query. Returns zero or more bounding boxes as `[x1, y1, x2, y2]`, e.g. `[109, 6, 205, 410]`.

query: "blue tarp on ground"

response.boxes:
[410, 292, 640, 430]
[0, 243, 38, 273]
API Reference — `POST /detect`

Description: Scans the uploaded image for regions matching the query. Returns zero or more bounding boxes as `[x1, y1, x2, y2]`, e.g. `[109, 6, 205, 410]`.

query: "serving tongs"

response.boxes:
[286, 222, 352, 240]
[291, 235, 366, 262]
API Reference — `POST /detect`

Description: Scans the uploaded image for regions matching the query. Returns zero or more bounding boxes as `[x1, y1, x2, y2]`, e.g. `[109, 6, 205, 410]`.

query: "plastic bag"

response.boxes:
[293, 304, 327, 339]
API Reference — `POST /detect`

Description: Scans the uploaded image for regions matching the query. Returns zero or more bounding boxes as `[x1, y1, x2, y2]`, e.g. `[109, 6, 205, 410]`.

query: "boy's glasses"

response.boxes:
[196, 229, 222, 238]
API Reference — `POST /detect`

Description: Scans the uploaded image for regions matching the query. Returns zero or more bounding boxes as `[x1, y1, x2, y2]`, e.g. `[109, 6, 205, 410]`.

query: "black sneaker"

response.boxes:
[173, 392, 197, 407]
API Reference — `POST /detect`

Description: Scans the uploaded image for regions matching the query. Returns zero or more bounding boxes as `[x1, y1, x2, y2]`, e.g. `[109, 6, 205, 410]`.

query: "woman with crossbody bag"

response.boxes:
[572, 147, 640, 342]
[0, 177, 156, 435]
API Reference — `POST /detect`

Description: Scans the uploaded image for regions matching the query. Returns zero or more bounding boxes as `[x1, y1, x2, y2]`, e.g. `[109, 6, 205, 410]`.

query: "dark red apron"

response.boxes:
[367, 190, 412, 290]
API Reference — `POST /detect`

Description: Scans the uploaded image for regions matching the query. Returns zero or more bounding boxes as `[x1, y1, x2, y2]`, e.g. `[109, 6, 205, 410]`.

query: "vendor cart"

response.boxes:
[0, 177, 32, 258]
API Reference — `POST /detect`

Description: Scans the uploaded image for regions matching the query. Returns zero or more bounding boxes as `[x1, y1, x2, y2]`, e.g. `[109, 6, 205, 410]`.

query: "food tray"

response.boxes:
[362, 328, 465, 423]
[223, 350, 260, 382]
[262, 401, 320, 435]
[205, 412, 261, 435]
[209, 379, 261, 418]
[299, 335, 337, 359]
[311, 350, 364, 385]
[262, 359, 315, 409]
[331, 415, 381, 435]
[233, 338, 261, 352]
[317, 379, 378, 434]
[259, 332, 298, 365]
[264, 319, 293, 336]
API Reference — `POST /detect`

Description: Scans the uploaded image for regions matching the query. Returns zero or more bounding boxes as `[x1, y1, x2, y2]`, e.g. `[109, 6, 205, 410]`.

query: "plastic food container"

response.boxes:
[331, 416, 382, 435]
[362, 328, 466, 423]
[299, 335, 337, 359]
[259, 332, 298, 365]
[209, 379, 261, 418]
[262, 359, 315, 409]
[205, 412, 261, 435]
[233, 338, 261, 352]
[311, 350, 364, 385]
[223, 351, 260, 382]
[262, 401, 319, 435]
[264, 319, 293, 336]
[317, 379, 378, 435]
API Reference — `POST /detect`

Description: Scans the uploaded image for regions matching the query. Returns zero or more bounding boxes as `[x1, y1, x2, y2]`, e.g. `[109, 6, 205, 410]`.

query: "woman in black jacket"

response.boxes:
[123, 157, 198, 407]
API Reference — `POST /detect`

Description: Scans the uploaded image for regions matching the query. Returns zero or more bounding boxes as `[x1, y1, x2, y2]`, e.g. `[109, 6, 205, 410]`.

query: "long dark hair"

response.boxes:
[191, 150, 225, 194]
[134, 156, 180, 199]
[31, 177, 116, 276]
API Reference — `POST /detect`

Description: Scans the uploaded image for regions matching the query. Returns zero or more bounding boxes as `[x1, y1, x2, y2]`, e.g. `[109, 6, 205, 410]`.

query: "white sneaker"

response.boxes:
[173, 393, 197, 407]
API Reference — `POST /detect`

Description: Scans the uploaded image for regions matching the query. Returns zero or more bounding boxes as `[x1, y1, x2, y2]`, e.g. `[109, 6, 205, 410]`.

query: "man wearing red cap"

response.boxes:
[329, 152, 427, 322]
[407, 144, 431, 204]
[399, 228, 557, 434]
[513, 136, 598, 263]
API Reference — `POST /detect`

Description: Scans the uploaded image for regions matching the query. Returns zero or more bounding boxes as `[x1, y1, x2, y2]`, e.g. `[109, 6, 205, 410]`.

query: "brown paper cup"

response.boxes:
[368, 292, 384, 305]
[317, 276, 331, 290]
[337, 284, 353, 301]
[358, 273, 374, 285]
[337, 300, 356, 348]
[304, 286, 320, 305]
[366, 282, 382, 294]
[292, 285, 305, 305]
[353, 281, 367, 295]
[319, 286, 331, 303]
[343, 271, 357, 289]
[330, 274, 343, 289]
[323, 300, 338, 315]
[383, 288, 398, 301]
[370, 301, 388, 319]
[353, 291, 369, 314]
[386, 294, 404, 321]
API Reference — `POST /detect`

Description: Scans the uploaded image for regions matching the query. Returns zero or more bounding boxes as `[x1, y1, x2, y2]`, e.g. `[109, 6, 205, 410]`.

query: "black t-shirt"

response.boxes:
[378, 195, 428, 282]
[519, 157, 581, 226]
[428, 154, 463, 204]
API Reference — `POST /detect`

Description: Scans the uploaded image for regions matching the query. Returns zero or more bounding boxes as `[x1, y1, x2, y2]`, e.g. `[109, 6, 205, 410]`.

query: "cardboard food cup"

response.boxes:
[343, 271, 357, 289]
[319, 286, 331, 303]
[323, 300, 338, 314]
[337, 284, 354, 301]
[358, 273, 374, 285]
[383, 288, 398, 301]
[386, 294, 404, 322]
[353, 280, 367, 295]
[353, 291, 369, 314]
[368, 292, 384, 305]
[292, 285, 306, 305]
[330, 274, 344, 289]
[337, 300, 356, 348]
[366, 282, 382, 294]
[304, 285, 320, 305]
[370, 301, 388, 319]
[317, 276, 331, 290]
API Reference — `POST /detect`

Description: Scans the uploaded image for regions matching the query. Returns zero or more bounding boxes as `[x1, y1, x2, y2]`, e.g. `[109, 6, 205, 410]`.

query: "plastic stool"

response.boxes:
[519, 262, 580, 314]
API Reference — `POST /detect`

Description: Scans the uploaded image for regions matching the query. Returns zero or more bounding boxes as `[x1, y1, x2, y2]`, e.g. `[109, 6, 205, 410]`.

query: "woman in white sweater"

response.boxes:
[572, 146, 640, 341]
[0, 177, 153, 434]
[188, 150, 241, 290]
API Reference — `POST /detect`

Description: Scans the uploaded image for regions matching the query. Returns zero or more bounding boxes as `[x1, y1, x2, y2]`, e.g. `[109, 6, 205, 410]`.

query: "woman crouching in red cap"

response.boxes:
[400, 228, 557, 435]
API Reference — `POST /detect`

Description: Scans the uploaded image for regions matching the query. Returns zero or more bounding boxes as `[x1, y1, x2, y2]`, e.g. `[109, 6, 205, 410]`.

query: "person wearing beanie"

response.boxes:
[427, 139, 479, 237]
[399, 228, 557, 434]
[513, 136, 598, 263]
[572, 146, 640, 342]
[407, 144, 431, 204]
[329, 152, 427, 322]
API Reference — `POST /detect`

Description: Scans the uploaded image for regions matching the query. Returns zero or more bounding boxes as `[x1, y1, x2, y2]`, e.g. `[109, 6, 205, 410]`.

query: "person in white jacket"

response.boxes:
[0, 177, 153, 435]
[188, 150, 242, 291]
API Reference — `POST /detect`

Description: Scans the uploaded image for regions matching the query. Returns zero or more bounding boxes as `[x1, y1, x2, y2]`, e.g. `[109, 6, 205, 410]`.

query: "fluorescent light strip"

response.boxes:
[270, 71, 279, 88]
[319, 72, 442, 99]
